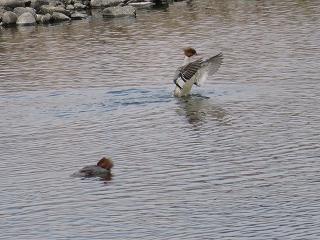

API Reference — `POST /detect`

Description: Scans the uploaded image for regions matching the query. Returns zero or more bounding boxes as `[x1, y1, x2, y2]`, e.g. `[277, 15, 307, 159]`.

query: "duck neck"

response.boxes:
[183, 56, 191, 65]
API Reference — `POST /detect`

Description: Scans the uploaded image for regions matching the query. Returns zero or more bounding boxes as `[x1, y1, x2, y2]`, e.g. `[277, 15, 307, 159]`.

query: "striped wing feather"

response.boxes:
[193, 52, 223, 86]
[203, 52, 223, 75]
[180, 58, 203, 81]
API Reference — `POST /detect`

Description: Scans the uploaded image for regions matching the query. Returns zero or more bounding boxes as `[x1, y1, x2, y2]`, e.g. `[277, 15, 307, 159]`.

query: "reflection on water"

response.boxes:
[1, 0, 320, 239]
[176, 94, 229, 127]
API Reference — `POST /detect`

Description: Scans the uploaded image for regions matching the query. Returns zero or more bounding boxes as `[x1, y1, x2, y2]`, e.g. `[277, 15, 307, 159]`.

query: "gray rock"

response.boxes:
[65, 4, 73, 10]
[48, 0, 64, 7]
[40, 13, 52, 24]
[30, 0, 49, 12]
[0, 7, 5, 20]
[16, 11, 35, 24]
[0, 0, 24, 9]
[70, 11, 86, 20]
[35, 12, 41, 21]
[90, 0, 123, 8]
[2, 11, 17, 25]
[102, 5, 135, 18]
[51, 11, 70, 21]
[128, 1, 154, 8]
[13, 7, 36, 17]
[40, 5, 70, 16]
[74, 2, 85, 9]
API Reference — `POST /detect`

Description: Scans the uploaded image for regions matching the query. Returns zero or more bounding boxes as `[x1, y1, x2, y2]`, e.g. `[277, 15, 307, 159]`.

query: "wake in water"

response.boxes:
[105, 87, 171, 109]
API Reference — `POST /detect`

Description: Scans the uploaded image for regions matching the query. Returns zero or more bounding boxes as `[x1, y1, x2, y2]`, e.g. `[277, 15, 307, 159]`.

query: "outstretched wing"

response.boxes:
[179, 58, 203, 81]
[204, 52, 223, 75]
[193, 52, 223, 86]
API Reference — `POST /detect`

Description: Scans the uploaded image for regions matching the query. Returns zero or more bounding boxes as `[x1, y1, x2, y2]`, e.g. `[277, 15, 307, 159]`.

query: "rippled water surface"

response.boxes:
[1, 0, 320, 239]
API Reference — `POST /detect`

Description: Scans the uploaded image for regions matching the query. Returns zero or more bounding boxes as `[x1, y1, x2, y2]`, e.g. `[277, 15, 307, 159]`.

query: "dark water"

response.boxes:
[1, 0, 320, 239]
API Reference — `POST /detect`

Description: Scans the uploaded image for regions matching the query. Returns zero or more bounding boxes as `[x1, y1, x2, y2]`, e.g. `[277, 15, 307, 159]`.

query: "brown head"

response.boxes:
[97, 157, 114, 170]
[183, 47, 197, 57]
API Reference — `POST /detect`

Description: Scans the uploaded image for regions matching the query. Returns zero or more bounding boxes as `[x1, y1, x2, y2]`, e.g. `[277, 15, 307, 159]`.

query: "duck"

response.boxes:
[72, 157, 113, 178]
[173, 47, 223, 97]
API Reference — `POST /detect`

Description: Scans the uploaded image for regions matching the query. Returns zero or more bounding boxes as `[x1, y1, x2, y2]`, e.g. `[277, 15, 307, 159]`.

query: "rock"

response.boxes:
[41, 12, 51, 23]
[2, 11, 17, 25]
[48, 0, 64, 7]
[0, 7, 5, 20]
[30, 0, 49, 12]
[16, 11, 35, 24]
[65, 4, 73, 10]
[128, 1, 154, 8]
[40, 5, 70, 16]
[74, 2, 85, 9]
[24, 0, 31, 7]
[70, 11, 86, 20]
[51, 11, 70, 21]
[13, 6, 36, 17]
[102, 5, 135, 18]
[90, 0, 123, 8]
[35, 12, 41, 21]
[0, 0, 24, 10]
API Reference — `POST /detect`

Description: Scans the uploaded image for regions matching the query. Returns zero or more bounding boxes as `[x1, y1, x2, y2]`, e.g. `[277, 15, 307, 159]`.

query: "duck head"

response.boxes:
[183, 47, 197, 58]
[97, 157, 114, 170]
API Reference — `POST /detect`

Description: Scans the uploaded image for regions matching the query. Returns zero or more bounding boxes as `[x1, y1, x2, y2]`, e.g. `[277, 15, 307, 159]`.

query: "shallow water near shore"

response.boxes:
[1, 0, 320, 239]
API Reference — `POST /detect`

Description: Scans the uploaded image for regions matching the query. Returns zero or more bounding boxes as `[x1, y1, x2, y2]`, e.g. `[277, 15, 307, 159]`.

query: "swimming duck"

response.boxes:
[173, 47, 223, 97]
[72, 157, 113, 177]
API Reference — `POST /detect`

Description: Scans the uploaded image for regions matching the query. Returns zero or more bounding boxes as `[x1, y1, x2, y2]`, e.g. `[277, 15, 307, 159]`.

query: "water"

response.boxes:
[1, 0, 320, 239]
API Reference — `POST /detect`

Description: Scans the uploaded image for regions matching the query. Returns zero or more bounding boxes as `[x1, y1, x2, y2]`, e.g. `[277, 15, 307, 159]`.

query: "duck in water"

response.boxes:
[72, 157, 113, 178]
[173, 47, 223, 97]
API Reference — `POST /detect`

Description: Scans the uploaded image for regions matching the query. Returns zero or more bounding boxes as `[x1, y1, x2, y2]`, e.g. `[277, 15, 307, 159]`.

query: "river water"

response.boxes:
[1, 0, 320, 239]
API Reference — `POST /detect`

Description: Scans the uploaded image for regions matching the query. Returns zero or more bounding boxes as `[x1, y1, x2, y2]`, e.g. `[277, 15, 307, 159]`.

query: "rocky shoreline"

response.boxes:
[0, 0, 173, 27]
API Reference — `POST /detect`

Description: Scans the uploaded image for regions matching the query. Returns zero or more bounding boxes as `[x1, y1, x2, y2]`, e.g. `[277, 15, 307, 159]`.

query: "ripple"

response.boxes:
[1, 0, 320, 239]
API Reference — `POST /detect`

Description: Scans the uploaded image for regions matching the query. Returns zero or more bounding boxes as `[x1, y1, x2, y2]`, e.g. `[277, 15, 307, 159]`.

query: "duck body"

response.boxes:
[72, 157, 113, 178]
[75, 165, 111, 177]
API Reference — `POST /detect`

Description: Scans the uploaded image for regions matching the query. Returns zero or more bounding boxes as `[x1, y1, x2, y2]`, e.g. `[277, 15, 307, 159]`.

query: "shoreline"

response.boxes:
[0, 0, 176, 27]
